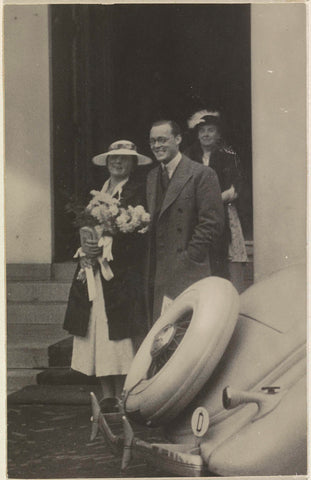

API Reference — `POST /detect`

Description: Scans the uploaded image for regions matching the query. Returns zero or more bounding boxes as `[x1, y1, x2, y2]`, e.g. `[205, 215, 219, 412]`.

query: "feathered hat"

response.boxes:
[187, 110, 221, 129]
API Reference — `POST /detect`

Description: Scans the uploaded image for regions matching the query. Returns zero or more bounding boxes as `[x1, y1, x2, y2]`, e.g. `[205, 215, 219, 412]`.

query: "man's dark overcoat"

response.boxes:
[145, 154, 224, 322]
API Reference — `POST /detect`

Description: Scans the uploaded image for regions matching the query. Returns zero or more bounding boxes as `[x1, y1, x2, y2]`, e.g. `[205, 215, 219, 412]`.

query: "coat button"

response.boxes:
[177, 248, 182, 253]
[178, 208, 183, 213]
[177, 227, 182, 233]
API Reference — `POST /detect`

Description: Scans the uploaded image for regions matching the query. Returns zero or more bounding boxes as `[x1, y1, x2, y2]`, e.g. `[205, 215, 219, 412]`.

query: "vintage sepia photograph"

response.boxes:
[3, 1, 307, 479]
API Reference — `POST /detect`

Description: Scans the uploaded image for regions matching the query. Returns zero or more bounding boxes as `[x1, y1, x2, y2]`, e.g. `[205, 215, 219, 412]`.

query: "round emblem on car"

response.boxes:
[191, 407, 210, 438]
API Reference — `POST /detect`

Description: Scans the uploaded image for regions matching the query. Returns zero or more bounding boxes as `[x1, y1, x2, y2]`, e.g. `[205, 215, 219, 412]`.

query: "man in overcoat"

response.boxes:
[146, 120, 225, 323]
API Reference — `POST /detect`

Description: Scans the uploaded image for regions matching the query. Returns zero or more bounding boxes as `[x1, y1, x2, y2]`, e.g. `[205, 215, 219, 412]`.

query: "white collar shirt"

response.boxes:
[162, 152, 182, 179]
[202, 151, 211, 166]
[101, 177, 129, 200]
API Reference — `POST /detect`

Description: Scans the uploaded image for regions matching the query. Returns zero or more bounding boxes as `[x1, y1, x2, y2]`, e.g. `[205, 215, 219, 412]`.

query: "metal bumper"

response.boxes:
[89, 392, 205, 477]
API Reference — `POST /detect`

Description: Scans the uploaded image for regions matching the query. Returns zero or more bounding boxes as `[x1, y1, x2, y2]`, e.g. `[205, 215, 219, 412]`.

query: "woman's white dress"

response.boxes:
[71, 271, 134, 376]
[71, 179, 135, 377]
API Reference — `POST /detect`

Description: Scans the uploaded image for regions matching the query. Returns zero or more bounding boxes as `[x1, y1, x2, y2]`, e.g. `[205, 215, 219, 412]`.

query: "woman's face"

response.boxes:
[107, 155, 134, 180]
[198, 124, 220, 148]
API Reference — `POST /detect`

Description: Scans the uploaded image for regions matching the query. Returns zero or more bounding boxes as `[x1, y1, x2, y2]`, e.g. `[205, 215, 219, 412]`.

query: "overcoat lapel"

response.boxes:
[159, 156, 193, 219]
[146, 167, 160, 221]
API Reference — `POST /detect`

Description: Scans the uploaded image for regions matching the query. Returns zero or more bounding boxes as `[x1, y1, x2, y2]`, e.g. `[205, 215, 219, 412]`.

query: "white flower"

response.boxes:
[141, 211, 150, 222]
[91, 206, 102, 222]
[90, 189, 101, 197]
[133, 205, 144, 215]
[84, 191, 150, 235]
[109, 204, 119, 216]
[116, 210, 130, 228]
[138, 225, 149, 234]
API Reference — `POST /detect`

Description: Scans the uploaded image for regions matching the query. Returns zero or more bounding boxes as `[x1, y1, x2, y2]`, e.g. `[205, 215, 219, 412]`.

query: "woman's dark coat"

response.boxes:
[184, 141, 243, 278]
[184, 141, 243, 194]
[63, 179, 148, 340]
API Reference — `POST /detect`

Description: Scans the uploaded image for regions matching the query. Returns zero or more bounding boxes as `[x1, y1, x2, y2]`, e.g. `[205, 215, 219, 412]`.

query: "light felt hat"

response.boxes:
[92, 140, 152, 166]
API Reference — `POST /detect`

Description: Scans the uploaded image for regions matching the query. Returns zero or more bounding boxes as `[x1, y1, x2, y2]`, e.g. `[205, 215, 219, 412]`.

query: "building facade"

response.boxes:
[5, 3, 307, 281]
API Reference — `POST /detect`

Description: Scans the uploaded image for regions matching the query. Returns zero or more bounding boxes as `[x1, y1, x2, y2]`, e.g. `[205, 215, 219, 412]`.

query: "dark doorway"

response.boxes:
[51, 4, 252, 262]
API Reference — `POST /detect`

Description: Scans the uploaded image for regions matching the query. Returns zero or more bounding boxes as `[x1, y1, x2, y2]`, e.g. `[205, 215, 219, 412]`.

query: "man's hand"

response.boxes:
[82, 239, 102, 258]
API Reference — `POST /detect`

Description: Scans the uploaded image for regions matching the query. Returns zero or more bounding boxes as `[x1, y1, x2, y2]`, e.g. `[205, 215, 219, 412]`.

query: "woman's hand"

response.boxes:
[82, 239, 102, 258]
[80, 256, 94, 269]
[222, 185, 237, 203]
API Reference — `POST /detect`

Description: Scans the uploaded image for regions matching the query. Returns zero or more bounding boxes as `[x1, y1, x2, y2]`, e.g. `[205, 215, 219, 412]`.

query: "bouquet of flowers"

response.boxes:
[87, 190, 150, 235]
[72, 189, 150, 299]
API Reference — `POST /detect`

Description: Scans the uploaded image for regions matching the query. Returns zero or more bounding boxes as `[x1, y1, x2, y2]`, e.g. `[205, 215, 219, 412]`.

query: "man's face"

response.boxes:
[149, 124, 181, 164]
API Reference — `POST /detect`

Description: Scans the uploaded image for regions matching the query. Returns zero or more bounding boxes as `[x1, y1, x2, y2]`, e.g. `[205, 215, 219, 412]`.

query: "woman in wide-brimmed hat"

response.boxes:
[184, 110, 247, 292]
[63, 140, 152, 411]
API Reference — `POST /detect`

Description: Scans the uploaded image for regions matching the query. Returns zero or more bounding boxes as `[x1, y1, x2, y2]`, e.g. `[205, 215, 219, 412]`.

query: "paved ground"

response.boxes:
[7, 403, 170, 479]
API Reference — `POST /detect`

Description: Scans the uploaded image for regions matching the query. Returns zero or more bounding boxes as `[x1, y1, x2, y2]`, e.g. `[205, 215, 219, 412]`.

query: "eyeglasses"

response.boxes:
[149, 136, 173, 147]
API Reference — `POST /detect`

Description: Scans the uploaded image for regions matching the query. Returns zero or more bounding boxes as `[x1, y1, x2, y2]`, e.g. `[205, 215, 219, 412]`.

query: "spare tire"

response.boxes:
[123, 277, 239, 426]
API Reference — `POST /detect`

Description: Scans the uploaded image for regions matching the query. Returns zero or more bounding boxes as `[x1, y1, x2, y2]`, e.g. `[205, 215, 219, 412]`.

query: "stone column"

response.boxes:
[251, 4, 306, 281]
[5, 5, 52, 265]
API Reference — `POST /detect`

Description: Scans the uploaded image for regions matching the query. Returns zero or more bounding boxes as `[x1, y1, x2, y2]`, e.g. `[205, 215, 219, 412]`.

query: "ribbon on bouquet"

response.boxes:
[74, 236, 114, 301]
[97, 236, 114, 281]
[73, 248, 97, 301]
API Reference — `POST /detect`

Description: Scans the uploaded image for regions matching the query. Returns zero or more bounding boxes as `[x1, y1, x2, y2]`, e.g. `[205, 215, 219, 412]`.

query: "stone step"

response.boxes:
[7, 302, 67, 324]
[7, 324, 69, 368]
[8, 346, 51, 369]
[52, 262, 77, 281]
[48, 336, 73, 367]
[36, 367, 97, 385]
[7, 384, 102, 405]
[6, 263, 52, 281]
[7, 262, 77, 281]
[7, 368, 44, 395]
[7, 281, 71, 303]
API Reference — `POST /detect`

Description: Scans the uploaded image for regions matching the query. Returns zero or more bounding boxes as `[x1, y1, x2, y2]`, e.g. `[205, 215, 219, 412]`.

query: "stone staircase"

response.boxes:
[7, 263, 76, 394]
[7, 245, 254, 396]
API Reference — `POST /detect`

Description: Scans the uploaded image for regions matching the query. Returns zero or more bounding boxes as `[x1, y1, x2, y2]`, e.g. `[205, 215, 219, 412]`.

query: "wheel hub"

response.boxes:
[150, 324, 176, 358]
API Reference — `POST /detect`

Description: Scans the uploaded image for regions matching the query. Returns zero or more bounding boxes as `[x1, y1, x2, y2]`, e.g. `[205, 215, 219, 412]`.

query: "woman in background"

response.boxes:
[63, 140, 152, 411]
[184, 110, 247, 292]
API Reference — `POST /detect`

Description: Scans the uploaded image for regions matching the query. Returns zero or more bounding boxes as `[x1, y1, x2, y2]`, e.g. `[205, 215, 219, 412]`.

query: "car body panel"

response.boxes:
[93, 263, 307, 477]
[207, 375, 307, 476]
[165, 263, 306, 447]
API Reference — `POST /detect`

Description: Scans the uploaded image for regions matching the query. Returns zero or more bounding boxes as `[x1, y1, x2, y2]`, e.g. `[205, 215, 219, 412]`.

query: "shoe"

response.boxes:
[99, 396, 119, 413]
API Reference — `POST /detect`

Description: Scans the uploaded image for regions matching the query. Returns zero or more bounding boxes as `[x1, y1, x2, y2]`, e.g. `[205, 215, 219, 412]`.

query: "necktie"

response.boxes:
[161, 165, 170, 192]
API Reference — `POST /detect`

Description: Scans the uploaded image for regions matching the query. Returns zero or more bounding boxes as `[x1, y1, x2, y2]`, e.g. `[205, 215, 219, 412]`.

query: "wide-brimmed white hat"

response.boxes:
[92, 140, 152, 166]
